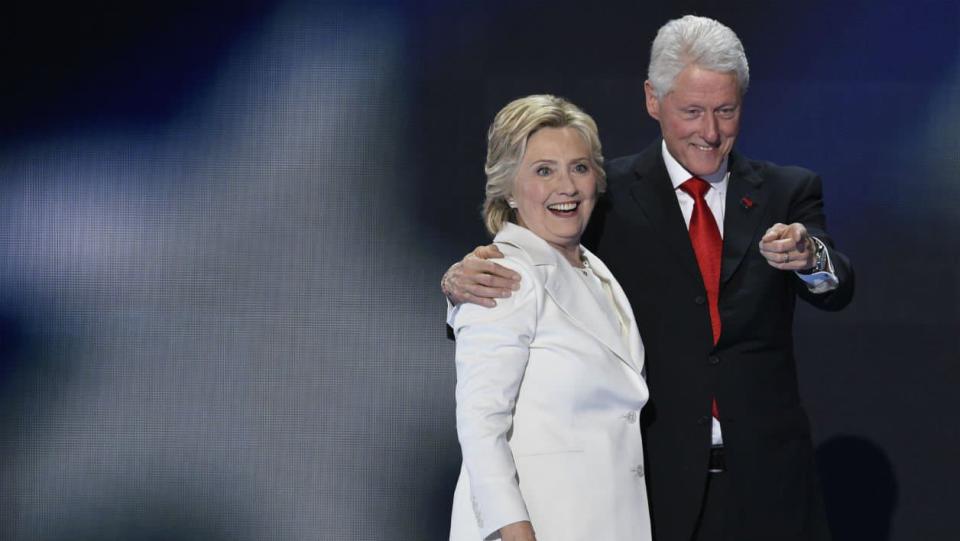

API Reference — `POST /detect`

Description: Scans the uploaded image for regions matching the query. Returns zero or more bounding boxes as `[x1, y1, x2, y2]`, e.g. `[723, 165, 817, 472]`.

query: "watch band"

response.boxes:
[810, 237, 826, 273]
[798, 237, 827, 275]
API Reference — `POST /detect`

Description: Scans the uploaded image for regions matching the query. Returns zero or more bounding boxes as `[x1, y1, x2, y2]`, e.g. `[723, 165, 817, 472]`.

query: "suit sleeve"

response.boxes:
[787, 173, 855, 311]
[448, 257, 539, 539]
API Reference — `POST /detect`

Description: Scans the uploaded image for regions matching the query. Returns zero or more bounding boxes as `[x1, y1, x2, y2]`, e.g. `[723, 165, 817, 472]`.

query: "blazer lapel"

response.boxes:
[720, 151, 769, 284]
[580, 247, 645, 375]
[542, 261, 638, 375]
[625, 146, 703, 284]
[496, 224, 638, 374]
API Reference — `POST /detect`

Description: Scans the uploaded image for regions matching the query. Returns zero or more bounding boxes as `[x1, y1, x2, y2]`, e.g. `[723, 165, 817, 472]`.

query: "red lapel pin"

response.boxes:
[740, 196, 755, 209]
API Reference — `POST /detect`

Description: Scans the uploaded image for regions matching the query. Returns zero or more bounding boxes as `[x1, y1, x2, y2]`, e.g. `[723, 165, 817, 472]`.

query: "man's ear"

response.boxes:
[644, 80, 661, 121]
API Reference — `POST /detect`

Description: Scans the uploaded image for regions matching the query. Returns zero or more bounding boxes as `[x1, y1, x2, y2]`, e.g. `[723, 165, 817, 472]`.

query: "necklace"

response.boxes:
[578, 255, 592, 275]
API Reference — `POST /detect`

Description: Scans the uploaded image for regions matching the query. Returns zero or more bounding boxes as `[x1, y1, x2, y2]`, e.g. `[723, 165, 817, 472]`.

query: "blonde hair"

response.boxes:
[483, 94, 606, 236]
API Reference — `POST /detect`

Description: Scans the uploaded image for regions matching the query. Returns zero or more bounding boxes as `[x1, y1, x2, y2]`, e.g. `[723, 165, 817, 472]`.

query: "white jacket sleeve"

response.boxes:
[448, 258, 539, 539]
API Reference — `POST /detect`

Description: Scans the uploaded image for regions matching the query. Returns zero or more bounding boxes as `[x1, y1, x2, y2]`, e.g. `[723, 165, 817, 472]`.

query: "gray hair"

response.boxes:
[647, 15, 750, 99]
[482, 94, 605, 236]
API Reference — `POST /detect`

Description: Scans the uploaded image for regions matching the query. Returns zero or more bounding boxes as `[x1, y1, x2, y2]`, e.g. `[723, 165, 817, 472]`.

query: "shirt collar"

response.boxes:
[660, 139, 730, 190]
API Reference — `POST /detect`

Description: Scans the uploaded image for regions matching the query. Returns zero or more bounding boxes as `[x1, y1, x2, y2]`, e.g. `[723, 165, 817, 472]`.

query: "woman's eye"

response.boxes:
[573, 163, 589, 174]
[536, 166, 552, 176]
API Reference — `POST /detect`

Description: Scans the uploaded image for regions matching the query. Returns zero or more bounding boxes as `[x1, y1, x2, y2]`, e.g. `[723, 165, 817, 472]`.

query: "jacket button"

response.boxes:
[633, 465, 644, 477]
[708, 355, 720, 365]
[694, 295, 706, 305]
[625, 411, 637, 423]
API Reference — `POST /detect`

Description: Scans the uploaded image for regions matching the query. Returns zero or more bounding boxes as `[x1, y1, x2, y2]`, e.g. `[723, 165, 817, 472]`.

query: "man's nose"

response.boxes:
[701, 113, 720, 143]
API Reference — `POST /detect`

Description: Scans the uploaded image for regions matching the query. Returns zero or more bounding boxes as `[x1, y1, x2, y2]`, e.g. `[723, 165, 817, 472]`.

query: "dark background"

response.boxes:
[1, 1, 957, 539]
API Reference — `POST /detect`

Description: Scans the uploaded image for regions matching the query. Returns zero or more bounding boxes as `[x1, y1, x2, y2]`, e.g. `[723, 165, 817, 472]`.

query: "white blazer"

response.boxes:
[448, 223, 652, 541]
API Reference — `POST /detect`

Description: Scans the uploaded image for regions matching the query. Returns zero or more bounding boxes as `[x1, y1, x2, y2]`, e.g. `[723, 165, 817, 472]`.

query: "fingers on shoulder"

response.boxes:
[471, 243, 505, 260]
[451, 258, 537, 327]
[466, 254, 521, 283]
[482, 257, 534, 299]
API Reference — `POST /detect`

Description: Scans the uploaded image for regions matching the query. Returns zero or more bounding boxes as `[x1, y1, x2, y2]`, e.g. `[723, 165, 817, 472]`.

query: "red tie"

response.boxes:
[680, 177, 722, 342]
[680, 177, 723, 420]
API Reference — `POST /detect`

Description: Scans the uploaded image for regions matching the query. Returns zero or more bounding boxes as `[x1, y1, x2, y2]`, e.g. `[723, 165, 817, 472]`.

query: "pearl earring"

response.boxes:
[508, 199, 518, 208]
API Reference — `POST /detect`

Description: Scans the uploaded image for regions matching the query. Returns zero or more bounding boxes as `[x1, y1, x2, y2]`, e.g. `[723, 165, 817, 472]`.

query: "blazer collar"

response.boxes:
[495, 223, 643, 375]
[579, 246, 645, 375]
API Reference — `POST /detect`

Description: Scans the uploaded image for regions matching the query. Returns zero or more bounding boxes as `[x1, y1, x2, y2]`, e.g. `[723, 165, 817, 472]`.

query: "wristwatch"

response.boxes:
[799, 237, 828, 274]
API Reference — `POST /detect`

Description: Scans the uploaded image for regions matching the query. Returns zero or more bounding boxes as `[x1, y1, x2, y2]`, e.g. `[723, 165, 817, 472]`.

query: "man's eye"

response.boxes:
[536, 166, 552, 176]
[718, 108, 737, 118]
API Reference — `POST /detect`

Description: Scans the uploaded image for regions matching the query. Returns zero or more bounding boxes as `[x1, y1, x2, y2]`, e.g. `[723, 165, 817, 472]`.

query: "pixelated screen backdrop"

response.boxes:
[1, 1, 957, 539]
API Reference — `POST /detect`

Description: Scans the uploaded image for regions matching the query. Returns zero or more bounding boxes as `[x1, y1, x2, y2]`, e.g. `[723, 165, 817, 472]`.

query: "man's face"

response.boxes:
[645, 65, 741, 177]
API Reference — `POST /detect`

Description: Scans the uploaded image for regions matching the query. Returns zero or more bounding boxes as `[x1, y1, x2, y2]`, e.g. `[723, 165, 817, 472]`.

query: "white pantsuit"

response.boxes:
[449, 223, 652, 541]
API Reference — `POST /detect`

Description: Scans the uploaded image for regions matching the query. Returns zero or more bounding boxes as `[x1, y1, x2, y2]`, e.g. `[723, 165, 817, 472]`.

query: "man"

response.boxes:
[442, 15, 853, 541]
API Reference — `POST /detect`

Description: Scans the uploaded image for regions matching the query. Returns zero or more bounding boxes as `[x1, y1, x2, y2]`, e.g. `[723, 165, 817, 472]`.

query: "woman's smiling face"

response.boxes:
[512, 126, 598, 263]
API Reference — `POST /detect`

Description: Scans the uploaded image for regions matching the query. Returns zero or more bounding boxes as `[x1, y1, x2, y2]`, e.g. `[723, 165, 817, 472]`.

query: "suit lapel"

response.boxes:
[496, 224, 638, 374]
[625, 146, 703, 284]
[542, 262, 638, 375]
[581, 247, 645, 375]
[720, 151, 768, 284]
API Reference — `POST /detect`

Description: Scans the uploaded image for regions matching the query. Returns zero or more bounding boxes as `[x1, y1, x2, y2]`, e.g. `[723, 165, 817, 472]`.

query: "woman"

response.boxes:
[448, 95, 652, 541]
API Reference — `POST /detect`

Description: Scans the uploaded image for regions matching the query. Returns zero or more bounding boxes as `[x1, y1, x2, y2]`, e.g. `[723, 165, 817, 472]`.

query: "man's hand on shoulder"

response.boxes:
[441, 244, 521, 307]
[759, 223, 816, 272]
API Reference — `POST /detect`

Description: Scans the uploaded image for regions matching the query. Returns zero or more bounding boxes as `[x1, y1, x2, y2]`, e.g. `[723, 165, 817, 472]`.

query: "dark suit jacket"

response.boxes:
[583, 141, 854, 541]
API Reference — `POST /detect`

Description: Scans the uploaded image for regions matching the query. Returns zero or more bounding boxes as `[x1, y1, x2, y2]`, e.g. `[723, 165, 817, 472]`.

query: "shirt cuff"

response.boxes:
[471, 480, 531, 539]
